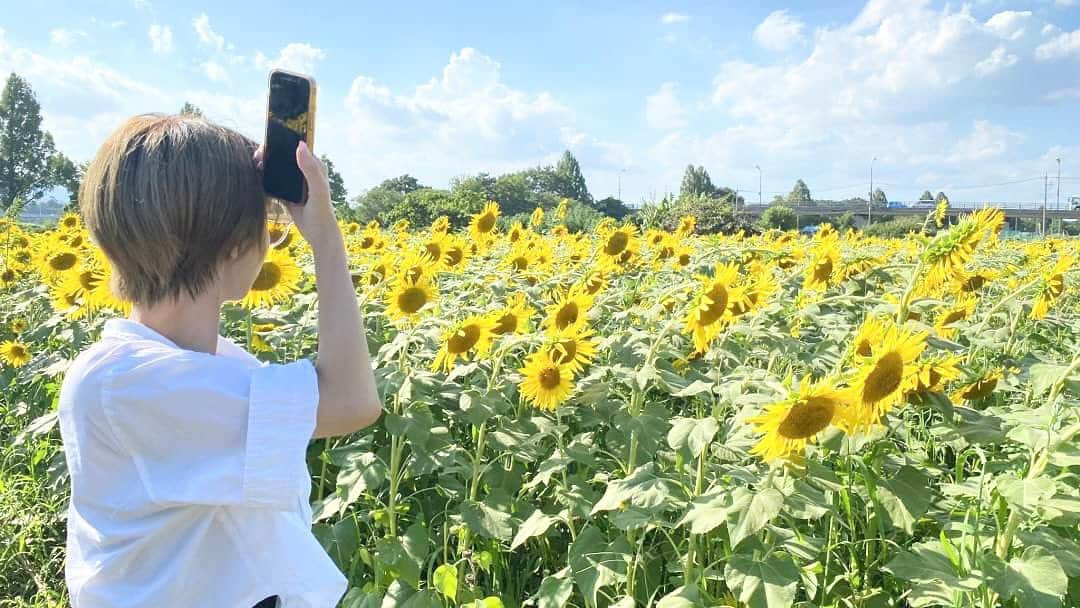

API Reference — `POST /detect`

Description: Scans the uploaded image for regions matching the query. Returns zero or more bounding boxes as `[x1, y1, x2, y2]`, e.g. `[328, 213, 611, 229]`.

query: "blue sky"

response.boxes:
[1, 0, 1079, 206]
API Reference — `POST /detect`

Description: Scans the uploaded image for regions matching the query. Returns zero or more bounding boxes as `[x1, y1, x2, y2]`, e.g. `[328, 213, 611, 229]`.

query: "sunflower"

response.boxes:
[580, 269, 608, 297]
[392, 219, 411, 235]
[518, 350, 575, 410]
[507, 222, 528, 244]
[842, 323, 928, 431]
[803, 236, 840, 292]
[431, 215, 451, 235]
[470, 201, 501, 240]
[489, 292, 534, 335]
[913, 354, 962, 393]
[934, 198, 949, 228]
[503, 243, 538, 274]
[363, 256, 393, 288]
[0, 340, 31, 368]
[353, 226, 385, 254]
[250, 323, 279, 353]
[552, 224, 569, 238]
[432, 315, 495, 372]
[850, 315, 889, 359]
[56, 263, 108, 316]
[545, 289, 594, 334]
[530, 207, 544, 228]
[546, 326, 597, 373]
[555, 198, 569, 221]
[598, 225, 639, 264]
[683, 262, 741, 353]
[934, 294, 977, 338]
[955, 270, 997, 294]
[397, 249, 438, 284]
[58, 212, 82, 232]
[385, 274, 437, 322]
[921, 208, 1004, 287]
[748, 378, 848, 462]
[10, 318, 27, 334]
[951, 370, 1001, 402]
[0, 267, 18, 288]
[38, 245, 81, 285]
[50, 286, 87, 319]
[421, 234, 453, 270]
[268, 222, 296, 250]
[239, 248, 303, 309]
[731, 263, 777, 318]
[676, 215, 696, 236]
[1031, 255, 1072, 320]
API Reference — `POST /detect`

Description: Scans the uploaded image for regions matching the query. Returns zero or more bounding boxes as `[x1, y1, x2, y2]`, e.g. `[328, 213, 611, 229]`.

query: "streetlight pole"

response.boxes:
[755, 164, 762, 206]
[1056, 157, 1061, 211]
[868, 156, 877, 225]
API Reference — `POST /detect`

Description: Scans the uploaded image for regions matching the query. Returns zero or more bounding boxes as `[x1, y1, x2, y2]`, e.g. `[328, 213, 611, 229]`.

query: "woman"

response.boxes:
[58, 114, 381, 607]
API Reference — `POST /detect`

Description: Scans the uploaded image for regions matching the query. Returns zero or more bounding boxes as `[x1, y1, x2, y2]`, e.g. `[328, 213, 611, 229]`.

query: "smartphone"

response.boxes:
[263, 70, 317, 204]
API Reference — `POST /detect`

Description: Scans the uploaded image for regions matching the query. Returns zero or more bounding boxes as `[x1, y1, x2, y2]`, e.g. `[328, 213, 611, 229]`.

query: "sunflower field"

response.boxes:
[1, 202, 1079, 608]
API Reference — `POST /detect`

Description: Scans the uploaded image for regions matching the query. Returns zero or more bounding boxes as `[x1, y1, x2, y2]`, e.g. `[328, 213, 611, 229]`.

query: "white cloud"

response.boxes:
[753, 10, 805, 52]
[89, 17, 125, 30]
[202, 61, 228, 82]
[49, 28, 85, 48]
[1036, 29, 1080, 60]
[193, 13, 225, 51]
[253, 43, 326, 75]
[645, 82, 687, 130]
[974, 45, 1018, 76]
[133, 0, 152, 10]
[947, 120, 1021, 163]
[148, 24, 173, 54]
[660, 12, 689, 25]
[984, 10, 1031, 40]
[339, 47, 596, 187]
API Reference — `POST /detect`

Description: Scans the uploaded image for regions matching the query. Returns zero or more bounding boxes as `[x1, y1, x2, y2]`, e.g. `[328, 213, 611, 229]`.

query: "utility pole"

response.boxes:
[868, 156, 877, 225]
[1056, 157, 1061, 211]
[1043, 173, 1048, 235]
[755, 164, 762, 206]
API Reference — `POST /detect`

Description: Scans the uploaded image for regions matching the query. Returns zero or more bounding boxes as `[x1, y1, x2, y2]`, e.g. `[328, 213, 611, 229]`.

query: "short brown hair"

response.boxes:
[81, 114, 267, 305]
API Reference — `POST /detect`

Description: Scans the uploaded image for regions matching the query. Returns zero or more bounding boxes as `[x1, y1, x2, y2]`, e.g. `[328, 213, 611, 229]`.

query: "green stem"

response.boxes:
[895, 258, 925, 325]
[555, 408, 577, 541]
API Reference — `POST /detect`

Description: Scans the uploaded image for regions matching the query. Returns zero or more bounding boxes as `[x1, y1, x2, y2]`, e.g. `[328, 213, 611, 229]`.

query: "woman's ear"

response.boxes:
[228, 245, 242, 261]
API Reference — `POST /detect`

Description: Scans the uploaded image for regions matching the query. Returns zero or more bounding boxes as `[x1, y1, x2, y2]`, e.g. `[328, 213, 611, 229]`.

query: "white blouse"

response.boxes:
[58, 319, 347, 607]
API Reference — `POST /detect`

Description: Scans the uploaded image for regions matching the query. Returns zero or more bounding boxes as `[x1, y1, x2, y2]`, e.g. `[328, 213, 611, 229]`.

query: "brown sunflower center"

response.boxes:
[549, 339, 577, 365]
[446, 248, 464, 267]
[538, 365, 562, 390]
[79, 270, 100, 291]
[940, 308, 967, 326]
[604, 231, 629, 256]
[477, 212, 497, 233]
[49, 252, 77, 271]
[511, 256, 529, 271]
[397, 287, 428, 314]
[1, 269, 14, 282]
[10, 345, 27, 358]
[856, 339, 873, 357]
[812, 258, 833, 284]
[493, 312, 518, 334]
[425, 242, 443, 261]
[555, 302, 580, 329]
[962, 376, 998, 400]
[447, 324, 482, 354]
[861, 351, 904, 403]
[697, 284, 728, 326]
[252, 262, 282, 291]
[777, 396, 837, 439]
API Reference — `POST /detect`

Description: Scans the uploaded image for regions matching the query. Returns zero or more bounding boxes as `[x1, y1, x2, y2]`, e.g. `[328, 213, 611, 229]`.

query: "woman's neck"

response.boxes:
[130, 293, 222, 354]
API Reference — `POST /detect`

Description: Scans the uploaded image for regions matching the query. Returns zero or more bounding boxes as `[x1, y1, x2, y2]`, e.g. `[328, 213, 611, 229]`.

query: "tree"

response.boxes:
[594, 196, 631, 220]
[872, 188, 888, 206]
[321, 155, 347, 202]
[935, 191, 949, 204]
[680, 165, 715, 198]
[919, 190, 934, 202]
[381, 174, 422, 195]
[48, 153, 82, 207]
[0, 74, 57, 210]
[555, 150, 591, 203]
[786, 179, 811, 205]
[760, 205, 797, 231]
[179, 102, 204, 117]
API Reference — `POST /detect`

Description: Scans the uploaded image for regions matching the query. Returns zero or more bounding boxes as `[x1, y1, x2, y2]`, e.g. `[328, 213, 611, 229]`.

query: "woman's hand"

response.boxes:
[254, 142, 341, 253]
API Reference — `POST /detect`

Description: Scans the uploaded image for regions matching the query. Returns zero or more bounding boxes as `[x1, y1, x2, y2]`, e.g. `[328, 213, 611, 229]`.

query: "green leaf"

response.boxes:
[997, 476, 1056, 514]
[678, 490, 732, 534]
[432, 564, 457, 600]
[728, 487, 784, 549]
[656, 585, 704, 608]
[569, 526, 629, 606]
[336, 451, 387, 507]
[375, 537, 422, 589]
[511, 508, 556, 550]
[459, 500, 514, 541]
[873, 465, 932, 534]
[985, 547, 1068, 608]
[724, 553, 799, 608]
[590, 463, 677, 514]
[536, 567, 573, 608]
[667, 416, 719, 455]
[522, 452, 571, 490]
[400, 590, 441, 608]
[471, 598, 505, 608]
[1018, 529, 1080, 577]
[884, 541, 958, 583]
[672, 379, 714, 397]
